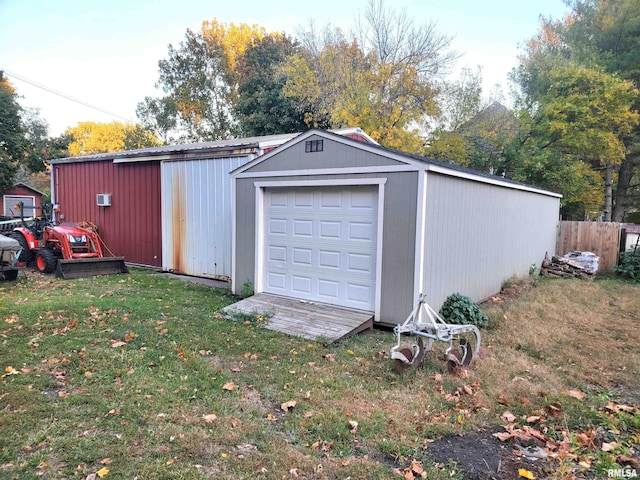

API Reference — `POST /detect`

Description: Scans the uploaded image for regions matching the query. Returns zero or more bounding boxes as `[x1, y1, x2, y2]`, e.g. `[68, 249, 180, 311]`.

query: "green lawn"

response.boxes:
[0, 269, 638, 479]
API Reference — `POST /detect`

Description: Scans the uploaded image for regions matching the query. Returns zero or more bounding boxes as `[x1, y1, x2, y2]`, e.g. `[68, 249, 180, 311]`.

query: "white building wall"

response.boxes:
[421, 172, 560, 311]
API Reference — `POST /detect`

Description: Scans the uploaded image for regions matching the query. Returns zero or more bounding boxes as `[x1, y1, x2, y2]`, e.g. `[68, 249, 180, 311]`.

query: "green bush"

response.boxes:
[438, 293, 489, 327]
[614, 246, 640, 282]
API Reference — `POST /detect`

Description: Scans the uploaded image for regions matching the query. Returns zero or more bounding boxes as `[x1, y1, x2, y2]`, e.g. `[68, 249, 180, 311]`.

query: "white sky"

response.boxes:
[0, 0, 569, 137]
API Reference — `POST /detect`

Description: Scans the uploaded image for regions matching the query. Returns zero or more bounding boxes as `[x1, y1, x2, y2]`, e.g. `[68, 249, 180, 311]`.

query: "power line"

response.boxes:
[1, 68, 132, 122]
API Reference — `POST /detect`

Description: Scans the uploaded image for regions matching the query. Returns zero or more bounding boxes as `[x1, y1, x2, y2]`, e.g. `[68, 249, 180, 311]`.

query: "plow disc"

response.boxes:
[56, 257, 129, 279]
[393, 337, 426, 373]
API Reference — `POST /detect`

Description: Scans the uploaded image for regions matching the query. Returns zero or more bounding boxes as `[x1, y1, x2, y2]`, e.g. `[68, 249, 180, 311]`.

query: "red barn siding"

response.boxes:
[53, 160, 162, 267]
[2, 185, 43, 215]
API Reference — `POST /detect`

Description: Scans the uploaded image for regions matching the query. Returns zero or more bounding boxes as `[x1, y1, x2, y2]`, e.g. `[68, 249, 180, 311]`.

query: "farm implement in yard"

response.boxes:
[8, 202, 128, 279]
[390, 294, 481, 373]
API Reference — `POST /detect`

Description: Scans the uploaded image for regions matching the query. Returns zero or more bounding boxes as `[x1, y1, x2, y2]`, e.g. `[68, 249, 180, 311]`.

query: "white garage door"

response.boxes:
[263, 185, 378, 311]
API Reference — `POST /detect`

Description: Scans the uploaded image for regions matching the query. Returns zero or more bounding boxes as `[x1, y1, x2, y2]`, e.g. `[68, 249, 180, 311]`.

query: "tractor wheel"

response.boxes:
[36, 249, 58, 274]
[2, 270, 18, 281]
[8, 233, 33, 264]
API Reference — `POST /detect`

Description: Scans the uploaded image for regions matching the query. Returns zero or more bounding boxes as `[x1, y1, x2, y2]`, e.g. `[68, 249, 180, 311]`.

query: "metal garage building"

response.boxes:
[49, 128, 375, 279]
[231, 129, 561, 325]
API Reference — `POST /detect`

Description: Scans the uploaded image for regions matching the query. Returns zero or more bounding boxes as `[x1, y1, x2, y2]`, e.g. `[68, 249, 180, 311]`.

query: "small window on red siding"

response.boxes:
[305, 139, 323, 153]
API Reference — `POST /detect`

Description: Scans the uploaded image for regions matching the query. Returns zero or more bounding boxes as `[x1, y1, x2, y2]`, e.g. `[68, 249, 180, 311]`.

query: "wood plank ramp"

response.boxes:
[221, 293, 373, 343]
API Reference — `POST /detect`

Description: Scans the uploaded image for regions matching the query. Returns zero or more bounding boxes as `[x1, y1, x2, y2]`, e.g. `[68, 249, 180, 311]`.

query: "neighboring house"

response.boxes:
[231, 129, 561, 326]
[48, 128, 376, 279]
[1, 183, 44, 217]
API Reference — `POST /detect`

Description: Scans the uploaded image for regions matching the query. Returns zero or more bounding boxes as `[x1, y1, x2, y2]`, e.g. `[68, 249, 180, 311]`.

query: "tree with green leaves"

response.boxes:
[282, 0, 457, 153]
[137, 20, 268, 143]
[0, 75, 24, 194]
[514, 0, 640, 220]
[235, 33, 308, 136]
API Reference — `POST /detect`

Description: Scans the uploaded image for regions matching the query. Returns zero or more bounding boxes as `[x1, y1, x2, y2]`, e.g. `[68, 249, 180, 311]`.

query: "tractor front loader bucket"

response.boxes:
[56, 257, 129, 279]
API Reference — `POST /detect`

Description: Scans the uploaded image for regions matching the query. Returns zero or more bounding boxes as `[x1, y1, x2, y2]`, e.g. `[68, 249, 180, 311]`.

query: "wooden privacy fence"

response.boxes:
[556, 221, 621, 274]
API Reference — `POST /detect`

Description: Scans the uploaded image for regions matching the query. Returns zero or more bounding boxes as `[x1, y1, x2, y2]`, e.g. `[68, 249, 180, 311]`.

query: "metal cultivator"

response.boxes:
[390, 294, 481, 373]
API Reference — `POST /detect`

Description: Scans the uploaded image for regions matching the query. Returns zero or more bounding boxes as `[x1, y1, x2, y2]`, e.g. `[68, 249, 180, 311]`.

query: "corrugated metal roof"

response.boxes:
[49, 127, 377, 165]
[50, 132, 302, 165]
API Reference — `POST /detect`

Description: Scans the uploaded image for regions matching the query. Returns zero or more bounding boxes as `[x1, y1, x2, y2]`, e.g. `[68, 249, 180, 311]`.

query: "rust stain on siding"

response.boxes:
[172, 175, 185, 273]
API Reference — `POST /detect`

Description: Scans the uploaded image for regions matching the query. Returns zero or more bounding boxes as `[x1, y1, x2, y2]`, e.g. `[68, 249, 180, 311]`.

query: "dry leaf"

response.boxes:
[566, 389, 585, 401]
[349, 420, 358, 433]
[222, 382, 236, 391]
[99, 458, 112, 465]
[281, 400, 297, 412]
[602, 442, 618, 452]
[123, 332, 137, 342]
[96, 467, 110, 478]
[110, 340, 126, 348]
[86, 474, 97, 480]
[526, 415, 541, 423]
[518, 468, 535, 479]
[166, 458, 174, 465]
[492, 431, 512, 441]
[617, 455, 640, 468]
[501, 411, 517, 423]
[434, 373, 443, 382]
[202, 412, 217, 423]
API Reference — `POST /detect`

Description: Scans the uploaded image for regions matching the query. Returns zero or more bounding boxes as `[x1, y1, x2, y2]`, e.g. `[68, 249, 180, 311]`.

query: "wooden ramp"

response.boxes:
[221, 293, 373, 343]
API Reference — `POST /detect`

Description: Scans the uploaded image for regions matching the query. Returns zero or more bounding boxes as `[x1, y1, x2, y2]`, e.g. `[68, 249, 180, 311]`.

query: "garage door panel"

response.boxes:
[349, 221, 375, 241]
[294, 190, 314, 207]
[321, 190, 342, 207]
[269, 218, 287, 235]
[319, 250, 340, 269]
[292, 275, 312, 294]
[267, 272, 286, 289]
[293, 247, 312, 265]
[293, 219, 313, 236]
[348, 253, 373, 273]
[263, 186, 377, 311]
[268, 245, 287, 262]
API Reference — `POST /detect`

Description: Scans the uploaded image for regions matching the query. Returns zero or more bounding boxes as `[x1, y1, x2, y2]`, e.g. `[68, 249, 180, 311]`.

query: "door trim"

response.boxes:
[254, 178, 386, 320]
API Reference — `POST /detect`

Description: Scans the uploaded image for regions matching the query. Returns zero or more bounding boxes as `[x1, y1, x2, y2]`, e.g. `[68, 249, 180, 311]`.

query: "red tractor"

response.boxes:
[9, 202, 128, 279]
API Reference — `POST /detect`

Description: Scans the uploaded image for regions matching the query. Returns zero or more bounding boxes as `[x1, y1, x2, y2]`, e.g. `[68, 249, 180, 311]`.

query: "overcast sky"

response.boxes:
[0, 0, 569, 137]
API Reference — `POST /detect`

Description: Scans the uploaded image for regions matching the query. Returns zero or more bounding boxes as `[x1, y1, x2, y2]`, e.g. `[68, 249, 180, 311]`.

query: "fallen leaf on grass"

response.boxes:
[526, 416, 541, 423]
[2, 366, 21, 378]
[100, 458, 112, 465]
[601, 442, 618, 452]
[501, 411, 517, 423]
[202, 412, 217, 423]
[110, 340, 126, 348]
[222, 382, 236, 391]
[518, 468, 535, 479]
[349, 420, 358, 433]
[565, 389, 585, 401]
[123, 332, 137, 342]
[281, 400, 297, 412]
[605, 402, 636, 414]
[617, 455, 640, 468]
[166, 458, 174, 465]
[96, 467, 110, 478]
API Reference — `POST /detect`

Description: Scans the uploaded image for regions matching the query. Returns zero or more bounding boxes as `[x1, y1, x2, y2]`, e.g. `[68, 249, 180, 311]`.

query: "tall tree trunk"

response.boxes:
[612, 155, 636, 222]
[604, 164, 613, 222]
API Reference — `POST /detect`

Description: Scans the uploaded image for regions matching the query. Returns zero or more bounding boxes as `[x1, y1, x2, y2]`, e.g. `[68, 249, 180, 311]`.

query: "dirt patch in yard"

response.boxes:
[425, 426, 550, 480]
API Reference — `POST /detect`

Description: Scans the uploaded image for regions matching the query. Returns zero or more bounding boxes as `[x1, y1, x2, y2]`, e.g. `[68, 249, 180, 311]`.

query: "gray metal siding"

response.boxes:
[233, 172, 418, 325]
[422, 173, 559, 311]
[162, 156, 252, 280]
[234, 177, 257, 288]
[248, 135, 405, 173]
[379, 172, 417, 324]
